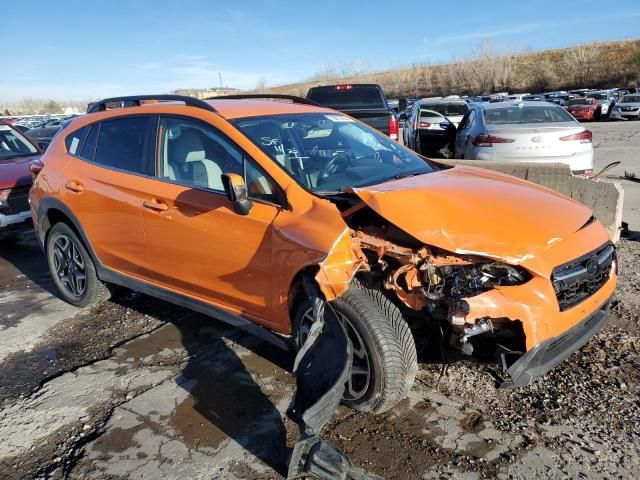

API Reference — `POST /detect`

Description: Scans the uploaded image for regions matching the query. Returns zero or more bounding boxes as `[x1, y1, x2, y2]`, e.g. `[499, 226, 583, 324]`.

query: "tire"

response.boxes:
[293, 283, 417, 414]
[46, 222, 110, 308]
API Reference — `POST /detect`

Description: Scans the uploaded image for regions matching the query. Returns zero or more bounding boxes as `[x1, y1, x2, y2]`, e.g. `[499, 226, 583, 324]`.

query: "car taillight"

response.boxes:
[389, 115, 399, 141]
[471, 134, 515, 147]
[335, 85, 352, 90]
[418, 121, 431, 128]
[560, 131, 592, 143]
[30, 159, 44, 178]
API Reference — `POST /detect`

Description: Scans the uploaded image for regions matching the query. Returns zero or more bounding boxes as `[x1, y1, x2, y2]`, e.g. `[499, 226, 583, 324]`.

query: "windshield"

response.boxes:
[0, 124, 38, 160]
[587, 93, 607, 100]
[233, 113, 434, 194]
[420, 102, 469, 116]
[568, 99, 590, 106]
[621, 95, 640, 103]
[307, 86, 386, 109]
[484, 105, 574, 124]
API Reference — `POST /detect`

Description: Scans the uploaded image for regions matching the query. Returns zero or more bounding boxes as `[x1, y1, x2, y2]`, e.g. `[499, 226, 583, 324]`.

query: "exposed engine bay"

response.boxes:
[321, 194, 530, 368]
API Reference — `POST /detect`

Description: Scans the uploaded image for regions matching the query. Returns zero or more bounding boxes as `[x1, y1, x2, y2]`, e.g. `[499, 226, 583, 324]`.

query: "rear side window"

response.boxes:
[64, 127, 88, 155]
[420, 102, 469, 116]
[94, 117, 150, 174]
[80, 124, 99, 161]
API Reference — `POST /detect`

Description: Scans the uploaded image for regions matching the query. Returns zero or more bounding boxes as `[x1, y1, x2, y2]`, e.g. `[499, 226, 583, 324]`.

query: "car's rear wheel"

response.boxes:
[293, 283, 417, 414]
[46, 222, 110, 307]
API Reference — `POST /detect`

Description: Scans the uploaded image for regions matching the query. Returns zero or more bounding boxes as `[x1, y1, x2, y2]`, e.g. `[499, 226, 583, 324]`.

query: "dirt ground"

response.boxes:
[0, 121, 639, 480]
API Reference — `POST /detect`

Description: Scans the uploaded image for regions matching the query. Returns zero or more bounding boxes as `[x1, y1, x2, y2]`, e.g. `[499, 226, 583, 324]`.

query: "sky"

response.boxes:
[2, 0, 639, 101]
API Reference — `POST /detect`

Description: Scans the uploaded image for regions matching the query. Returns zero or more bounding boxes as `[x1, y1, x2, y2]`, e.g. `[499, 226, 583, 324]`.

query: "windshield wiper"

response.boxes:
[393, 171, 426, 180]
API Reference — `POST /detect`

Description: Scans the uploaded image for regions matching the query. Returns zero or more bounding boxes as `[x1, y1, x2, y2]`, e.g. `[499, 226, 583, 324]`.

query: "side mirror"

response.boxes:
[222, 173, 253, 215]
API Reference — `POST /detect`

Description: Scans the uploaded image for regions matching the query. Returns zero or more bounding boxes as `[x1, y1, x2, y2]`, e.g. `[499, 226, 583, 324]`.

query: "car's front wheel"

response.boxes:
[46, 222, 110, 307]
[293, 283, 417, 414]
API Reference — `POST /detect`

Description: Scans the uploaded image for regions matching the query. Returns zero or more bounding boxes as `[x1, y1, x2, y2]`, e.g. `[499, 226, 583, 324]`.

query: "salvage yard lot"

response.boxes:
[1, 121, 639, 480]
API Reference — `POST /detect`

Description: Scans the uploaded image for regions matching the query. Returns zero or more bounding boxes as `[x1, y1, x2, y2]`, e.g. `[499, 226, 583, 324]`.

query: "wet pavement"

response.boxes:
[2, 120, 640, 480]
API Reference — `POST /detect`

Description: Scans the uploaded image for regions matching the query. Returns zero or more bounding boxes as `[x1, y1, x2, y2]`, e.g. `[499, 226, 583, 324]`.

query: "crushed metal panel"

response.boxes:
[315, 228, 367, 301]
[288, 284, 382, 479]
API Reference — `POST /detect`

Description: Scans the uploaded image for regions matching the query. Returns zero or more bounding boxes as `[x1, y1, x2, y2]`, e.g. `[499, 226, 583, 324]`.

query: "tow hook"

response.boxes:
[287, 278, 381, 479]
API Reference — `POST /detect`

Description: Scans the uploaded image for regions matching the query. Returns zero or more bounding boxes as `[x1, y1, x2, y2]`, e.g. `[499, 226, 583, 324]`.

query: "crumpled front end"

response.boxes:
[312, 190, 618, 387]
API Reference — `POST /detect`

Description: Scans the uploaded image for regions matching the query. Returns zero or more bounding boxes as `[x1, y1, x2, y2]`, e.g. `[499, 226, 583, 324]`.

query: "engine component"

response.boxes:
[460, 319, 494, 356]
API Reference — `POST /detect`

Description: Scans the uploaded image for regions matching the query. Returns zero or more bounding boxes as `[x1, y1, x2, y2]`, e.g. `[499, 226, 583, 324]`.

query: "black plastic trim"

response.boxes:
[87, 95, 218, 114]
[501, 296, 611, 387]
[208, 93, 322, 107]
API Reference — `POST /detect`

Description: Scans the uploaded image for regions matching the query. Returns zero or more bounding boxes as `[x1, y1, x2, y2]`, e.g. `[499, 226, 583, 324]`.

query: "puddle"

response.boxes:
[121, 323, 185, 360]
[92, 424, 146, 455]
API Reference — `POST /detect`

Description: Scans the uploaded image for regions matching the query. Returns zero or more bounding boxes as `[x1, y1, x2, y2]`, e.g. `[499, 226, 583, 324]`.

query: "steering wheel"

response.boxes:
[319, 151, 352, 179]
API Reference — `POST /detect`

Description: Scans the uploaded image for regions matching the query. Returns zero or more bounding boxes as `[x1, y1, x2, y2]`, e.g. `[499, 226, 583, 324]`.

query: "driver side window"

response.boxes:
[459, 110, 475, 130]
[157, 117, 280, 204]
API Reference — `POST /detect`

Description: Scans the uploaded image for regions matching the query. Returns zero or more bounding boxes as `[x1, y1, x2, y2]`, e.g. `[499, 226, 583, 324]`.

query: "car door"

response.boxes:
[454, 110, 475, 158]
[407, 104, 418, 148]
[140, 115, 282, 327]
[61, 116, 154, 279]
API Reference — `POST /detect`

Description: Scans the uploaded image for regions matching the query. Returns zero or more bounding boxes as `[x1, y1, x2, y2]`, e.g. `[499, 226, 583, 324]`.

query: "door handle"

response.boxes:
[65, 180, 84, 193]
[143, 199, 169, 212]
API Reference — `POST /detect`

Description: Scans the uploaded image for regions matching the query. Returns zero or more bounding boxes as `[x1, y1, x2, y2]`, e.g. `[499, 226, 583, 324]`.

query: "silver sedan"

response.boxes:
[453, 101, 594, 174]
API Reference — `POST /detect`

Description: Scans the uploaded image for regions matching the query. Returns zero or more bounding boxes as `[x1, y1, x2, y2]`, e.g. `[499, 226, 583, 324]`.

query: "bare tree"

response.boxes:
[562, 43, 601, 87]
[530, 59, 558, 92]
[255, 77, 267, 93]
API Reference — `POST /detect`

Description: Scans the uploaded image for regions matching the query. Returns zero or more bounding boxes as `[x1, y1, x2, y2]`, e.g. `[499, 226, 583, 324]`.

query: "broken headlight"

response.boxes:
[428, 262, 530, 299]
[472, 262, 530, 288]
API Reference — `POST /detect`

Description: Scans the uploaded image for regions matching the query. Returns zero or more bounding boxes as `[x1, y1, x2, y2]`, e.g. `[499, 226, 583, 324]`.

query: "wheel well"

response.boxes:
[41, 208, 95, 262]
[287, 265, 319, 320]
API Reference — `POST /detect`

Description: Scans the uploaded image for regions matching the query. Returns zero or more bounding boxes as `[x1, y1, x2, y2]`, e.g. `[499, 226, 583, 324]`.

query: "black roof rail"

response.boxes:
[86, 94, 218, 114]
[207, 93, 322, 107]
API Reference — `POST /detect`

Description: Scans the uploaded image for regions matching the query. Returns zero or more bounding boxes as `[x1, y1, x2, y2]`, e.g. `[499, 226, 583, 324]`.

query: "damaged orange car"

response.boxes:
[30, 94, 617, 413]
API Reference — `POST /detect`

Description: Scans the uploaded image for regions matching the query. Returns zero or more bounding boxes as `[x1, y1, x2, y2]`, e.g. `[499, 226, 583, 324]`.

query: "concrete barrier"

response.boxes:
[437, 160, 624, 242]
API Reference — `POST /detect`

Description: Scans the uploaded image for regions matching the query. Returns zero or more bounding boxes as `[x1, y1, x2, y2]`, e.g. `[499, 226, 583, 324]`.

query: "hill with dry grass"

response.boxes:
[257, 39, 640, 99]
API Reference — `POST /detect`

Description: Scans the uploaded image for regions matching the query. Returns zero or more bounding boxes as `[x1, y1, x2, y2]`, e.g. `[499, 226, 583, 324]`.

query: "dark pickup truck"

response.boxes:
[306, 84, 399, 141]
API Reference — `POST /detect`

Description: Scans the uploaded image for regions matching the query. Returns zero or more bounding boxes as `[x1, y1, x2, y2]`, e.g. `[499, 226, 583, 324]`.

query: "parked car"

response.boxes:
[522, 94, 545, 101]
[0, 121, 42, 237]
[586, 91, 616, 118]
[566, 97, 601, 121]
[24, 125, 61, 150]
[30, 94, 616, 415]
[306, 84, 399, 140]
[470, 95, 491, 103]
[402, 99, 465, 157]
[569, 89, 591, 97]
[610, 94, 640, 120]
[12, 124, 31, 134]
[453, 101, 593, 174]
[507, 93, 530, 101]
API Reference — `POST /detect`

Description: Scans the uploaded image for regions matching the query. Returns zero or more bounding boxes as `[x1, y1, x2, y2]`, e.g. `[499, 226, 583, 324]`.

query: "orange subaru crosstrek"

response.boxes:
[30, 94, 617, 413]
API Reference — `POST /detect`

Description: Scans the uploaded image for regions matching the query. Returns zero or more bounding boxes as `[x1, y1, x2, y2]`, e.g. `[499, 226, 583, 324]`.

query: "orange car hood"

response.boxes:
[351, 165, 593, 265]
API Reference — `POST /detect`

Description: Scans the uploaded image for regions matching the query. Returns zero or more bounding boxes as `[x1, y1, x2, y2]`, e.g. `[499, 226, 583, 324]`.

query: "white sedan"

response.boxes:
[453, 101, 593, 174]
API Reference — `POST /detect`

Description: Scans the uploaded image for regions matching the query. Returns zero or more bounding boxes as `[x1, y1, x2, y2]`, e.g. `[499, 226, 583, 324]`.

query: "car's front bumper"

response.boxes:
[0, 210, 32, 231]
[610, 110, 640, 120]
[500, 296, 611, 387]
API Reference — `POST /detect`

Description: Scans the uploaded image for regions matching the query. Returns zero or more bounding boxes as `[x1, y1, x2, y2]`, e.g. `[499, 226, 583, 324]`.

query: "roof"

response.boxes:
[134, 98, 331, 119]
[474, 100, 558, 110]
[207, 99, 330, 119]
[419, 99, 467, 105]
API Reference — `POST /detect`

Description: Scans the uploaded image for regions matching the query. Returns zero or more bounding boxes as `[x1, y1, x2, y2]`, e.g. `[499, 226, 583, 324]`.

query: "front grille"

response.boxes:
[0, 186, 30, 214]
[552, 243, 615, 311]
[621, 107, 638, 112]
